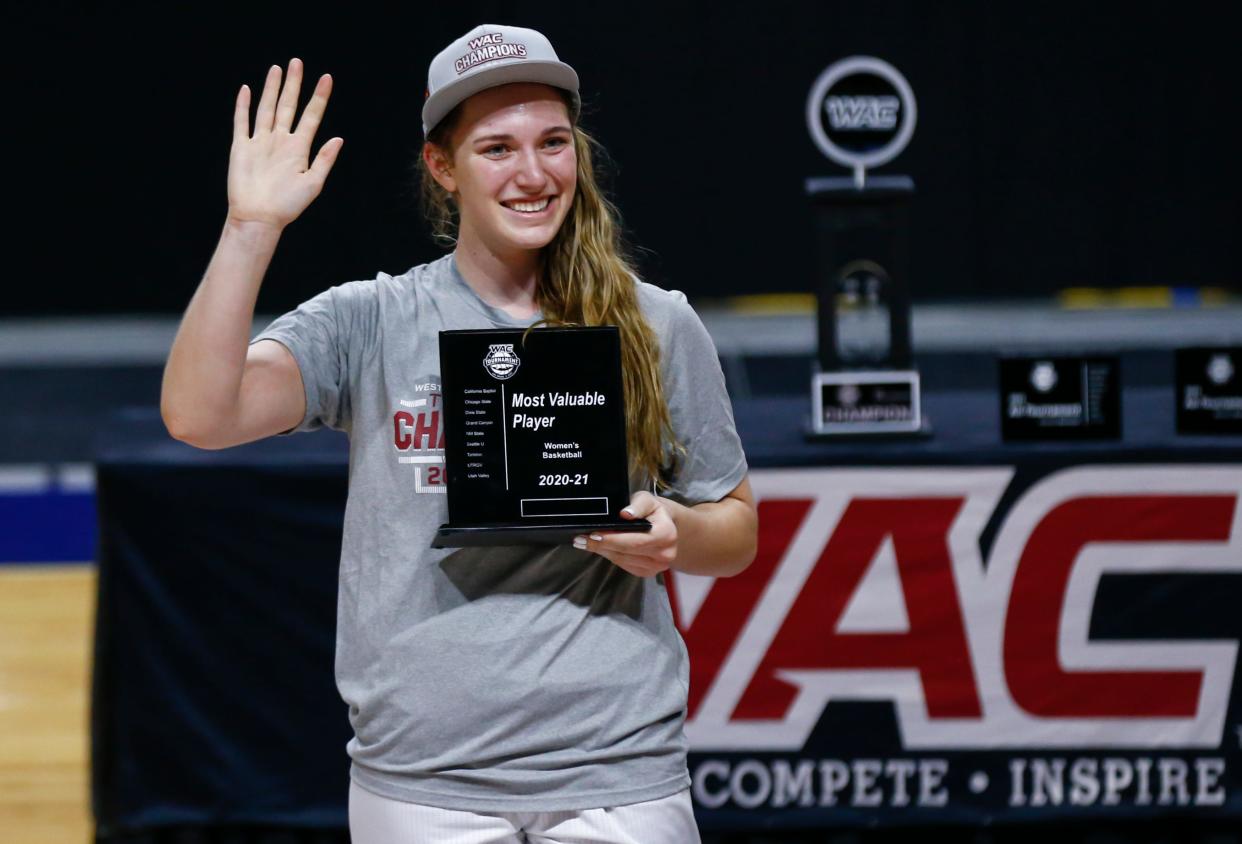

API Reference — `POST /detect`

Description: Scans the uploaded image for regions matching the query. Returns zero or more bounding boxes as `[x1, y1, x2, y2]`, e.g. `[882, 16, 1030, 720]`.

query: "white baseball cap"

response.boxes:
[422, 24, 581, 136]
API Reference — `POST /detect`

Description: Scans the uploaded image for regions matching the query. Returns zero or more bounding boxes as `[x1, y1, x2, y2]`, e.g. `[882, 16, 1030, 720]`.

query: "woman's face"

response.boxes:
[428, 82, 577, 256]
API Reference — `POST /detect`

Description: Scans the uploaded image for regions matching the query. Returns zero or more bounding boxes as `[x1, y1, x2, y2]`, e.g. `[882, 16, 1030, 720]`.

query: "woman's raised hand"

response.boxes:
[227, 58, 343, 230]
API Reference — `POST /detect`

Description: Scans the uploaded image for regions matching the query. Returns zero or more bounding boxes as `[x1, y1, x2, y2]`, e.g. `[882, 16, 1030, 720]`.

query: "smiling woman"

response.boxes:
[162, 21, 755, 844]
[422, 84, 579, 290]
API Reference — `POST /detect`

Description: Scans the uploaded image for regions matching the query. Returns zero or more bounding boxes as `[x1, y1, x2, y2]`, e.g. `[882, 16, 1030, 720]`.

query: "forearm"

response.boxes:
[161, 217, 282, 439]
[666, 495, 758, 578]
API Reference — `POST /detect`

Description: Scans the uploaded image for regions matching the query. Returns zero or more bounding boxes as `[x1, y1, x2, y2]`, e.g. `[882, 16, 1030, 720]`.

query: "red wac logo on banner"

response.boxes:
[669, 467, 1242, 751]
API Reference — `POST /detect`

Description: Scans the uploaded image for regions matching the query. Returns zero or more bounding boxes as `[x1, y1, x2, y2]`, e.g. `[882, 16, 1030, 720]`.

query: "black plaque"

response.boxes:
[434, 326, 652, 547]
[999, 355, 1121, 441]
[1176, 346, 1242, 435]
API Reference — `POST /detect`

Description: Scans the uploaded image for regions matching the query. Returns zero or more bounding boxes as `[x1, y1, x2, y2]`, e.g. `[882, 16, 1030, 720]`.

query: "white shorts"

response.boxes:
[348, 778, 702, 844]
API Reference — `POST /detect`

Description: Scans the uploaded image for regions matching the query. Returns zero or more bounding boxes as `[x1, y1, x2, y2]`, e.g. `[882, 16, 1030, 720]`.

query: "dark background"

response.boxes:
[7, 0, 1238, 316]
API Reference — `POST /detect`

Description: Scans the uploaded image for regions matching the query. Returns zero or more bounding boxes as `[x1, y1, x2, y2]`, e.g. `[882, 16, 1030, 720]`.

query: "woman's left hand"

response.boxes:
[573, 491, 679, 578]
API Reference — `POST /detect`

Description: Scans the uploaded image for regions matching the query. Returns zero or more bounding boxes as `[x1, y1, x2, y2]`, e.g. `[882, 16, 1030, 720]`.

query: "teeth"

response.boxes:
[506, 197, 551, 213]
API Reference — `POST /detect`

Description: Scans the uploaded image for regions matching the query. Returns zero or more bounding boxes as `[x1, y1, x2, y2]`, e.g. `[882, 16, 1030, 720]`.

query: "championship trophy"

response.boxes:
[804, 56, 927, 436]
[433, 326, 652, 547]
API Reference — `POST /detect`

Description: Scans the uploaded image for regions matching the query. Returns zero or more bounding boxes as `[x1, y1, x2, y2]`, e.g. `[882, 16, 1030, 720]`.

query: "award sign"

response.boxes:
[1176, 346, 1242, 435]
[999, 355, 1121, 441]
[804, 56, 926, 437]
[433, 326, 652, 547]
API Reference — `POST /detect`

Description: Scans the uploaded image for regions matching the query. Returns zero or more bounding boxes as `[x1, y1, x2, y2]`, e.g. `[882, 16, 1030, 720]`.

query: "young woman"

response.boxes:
[161, 24, 756, 844]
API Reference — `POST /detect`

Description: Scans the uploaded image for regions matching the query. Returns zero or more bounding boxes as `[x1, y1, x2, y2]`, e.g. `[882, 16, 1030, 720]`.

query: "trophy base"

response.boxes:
[433, 519, 653, 548]
[803, 414, 933, 441]
[808, 369, 927, 437]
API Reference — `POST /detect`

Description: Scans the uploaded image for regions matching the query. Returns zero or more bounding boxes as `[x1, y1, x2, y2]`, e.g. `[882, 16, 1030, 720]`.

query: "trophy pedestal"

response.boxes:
[804, 177, 930, 440]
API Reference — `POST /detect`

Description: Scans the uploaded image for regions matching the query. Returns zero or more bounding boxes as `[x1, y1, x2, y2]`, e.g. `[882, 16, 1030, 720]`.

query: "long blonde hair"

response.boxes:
[418, 91, 683, 489]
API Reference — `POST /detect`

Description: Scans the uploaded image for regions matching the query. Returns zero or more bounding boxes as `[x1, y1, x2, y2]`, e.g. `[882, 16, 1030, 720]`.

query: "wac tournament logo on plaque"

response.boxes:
[483, 343, 521, 380]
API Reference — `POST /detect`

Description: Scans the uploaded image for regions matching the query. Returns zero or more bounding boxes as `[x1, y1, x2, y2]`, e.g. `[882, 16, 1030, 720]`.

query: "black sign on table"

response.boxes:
[434, 326, 652, 547]
[999, 355, 1121, 441]
[1176, 346, 1242, 435]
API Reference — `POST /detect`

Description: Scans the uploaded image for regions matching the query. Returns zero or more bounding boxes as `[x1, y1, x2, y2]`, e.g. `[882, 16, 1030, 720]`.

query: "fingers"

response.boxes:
[254, 64, 282, 135]
[232, 84, 250, 145]
[574, 538, 667, 577]
[294, 73, 333, 140]
[308, 137, 344, 181]
[574, 516, 673, 562]
[573, 498, 674, 577]
[274, 57, 304, 133]
[244, 60, 332, 149]
[621, 490, 660, 520]
[575, 528, 661, 555]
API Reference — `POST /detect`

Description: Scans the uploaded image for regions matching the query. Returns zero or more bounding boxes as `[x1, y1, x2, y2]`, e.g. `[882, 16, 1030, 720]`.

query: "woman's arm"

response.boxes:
[575, 475, 758, 579]
[162, 219, 284, 443]
[161, 59, 342, 446]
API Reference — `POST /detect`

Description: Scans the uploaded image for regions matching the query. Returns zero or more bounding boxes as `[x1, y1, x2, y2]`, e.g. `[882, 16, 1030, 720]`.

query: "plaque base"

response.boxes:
[808, 369, 927, 437]
[803, 415, 933, 441]
[433, 519, 652, 548]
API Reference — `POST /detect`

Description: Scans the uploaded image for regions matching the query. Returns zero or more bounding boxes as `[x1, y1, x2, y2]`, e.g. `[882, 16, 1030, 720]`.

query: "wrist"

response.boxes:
[224, 215, 286, 242]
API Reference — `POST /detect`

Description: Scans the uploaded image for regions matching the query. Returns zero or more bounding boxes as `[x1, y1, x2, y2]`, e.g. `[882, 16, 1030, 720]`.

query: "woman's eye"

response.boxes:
[484, 144, 508, 156]
[544, 137, 568, 149]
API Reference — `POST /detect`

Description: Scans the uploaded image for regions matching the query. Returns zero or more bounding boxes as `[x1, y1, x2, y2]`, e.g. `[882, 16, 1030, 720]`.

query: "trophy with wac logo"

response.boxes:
[433, 326, 652, 547]
[804, 55, 927, 437]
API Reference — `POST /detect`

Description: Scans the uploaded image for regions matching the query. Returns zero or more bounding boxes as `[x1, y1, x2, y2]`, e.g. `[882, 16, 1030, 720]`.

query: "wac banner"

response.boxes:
[670, 465, 1242, 827]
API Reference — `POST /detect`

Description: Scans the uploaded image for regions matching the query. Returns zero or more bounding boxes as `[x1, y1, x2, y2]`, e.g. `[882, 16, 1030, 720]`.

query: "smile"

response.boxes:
[501, 196, 555, 214]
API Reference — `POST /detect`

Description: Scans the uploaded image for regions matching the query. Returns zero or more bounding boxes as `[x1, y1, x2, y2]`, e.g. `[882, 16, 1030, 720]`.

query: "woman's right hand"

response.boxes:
[227, 58, 343, 231]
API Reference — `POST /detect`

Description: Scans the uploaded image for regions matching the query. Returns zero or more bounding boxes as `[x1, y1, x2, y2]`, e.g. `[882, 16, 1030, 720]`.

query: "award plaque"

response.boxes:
[999, 355, 1121, 441]
[1176, 346, 1242, 435]
[433, 326, 652, 547]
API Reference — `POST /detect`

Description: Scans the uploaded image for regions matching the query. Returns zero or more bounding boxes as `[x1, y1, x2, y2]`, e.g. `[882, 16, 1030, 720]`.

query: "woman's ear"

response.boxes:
[423, 142, 457, 193]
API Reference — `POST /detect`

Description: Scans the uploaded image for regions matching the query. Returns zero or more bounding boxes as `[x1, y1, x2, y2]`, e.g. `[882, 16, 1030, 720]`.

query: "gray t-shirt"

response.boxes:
[249, 252, 748, 812]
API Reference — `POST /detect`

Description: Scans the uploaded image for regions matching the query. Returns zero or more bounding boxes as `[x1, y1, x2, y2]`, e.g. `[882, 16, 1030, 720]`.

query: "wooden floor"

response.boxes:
[0, 563, 95, 843]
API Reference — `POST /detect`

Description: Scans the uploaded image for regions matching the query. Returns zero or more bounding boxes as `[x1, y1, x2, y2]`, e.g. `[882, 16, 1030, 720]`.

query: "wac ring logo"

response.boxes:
[806, 55, 916, 186]
[483, 343, 521, 380]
